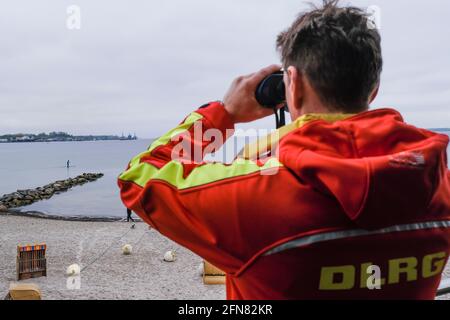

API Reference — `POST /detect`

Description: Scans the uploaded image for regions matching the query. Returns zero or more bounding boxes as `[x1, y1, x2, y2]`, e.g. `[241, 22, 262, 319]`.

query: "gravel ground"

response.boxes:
[0, 214, 448, 300]
[0, 215, 225, 300]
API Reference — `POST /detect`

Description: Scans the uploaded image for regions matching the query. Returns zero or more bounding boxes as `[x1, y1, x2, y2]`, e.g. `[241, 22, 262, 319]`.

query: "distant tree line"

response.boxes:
[0, 132, 137, 143]
[429, 128, 450, 133]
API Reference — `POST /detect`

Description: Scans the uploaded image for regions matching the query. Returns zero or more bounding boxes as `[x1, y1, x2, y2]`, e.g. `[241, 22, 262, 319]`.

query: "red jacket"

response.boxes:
[118, 102, 450, 300]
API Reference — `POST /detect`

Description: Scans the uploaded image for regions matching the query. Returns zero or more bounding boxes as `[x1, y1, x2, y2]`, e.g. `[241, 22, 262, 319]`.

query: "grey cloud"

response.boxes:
[0, 0, 449, 138]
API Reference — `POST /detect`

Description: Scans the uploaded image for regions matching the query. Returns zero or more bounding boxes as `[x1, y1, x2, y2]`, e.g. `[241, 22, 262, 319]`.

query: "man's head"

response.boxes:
[277, 0, 383, 117]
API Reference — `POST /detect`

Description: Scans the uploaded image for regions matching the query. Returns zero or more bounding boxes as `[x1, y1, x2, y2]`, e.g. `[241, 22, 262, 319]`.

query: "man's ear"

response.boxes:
[369, 85, 380, 104]
[287, 66, 303, 111]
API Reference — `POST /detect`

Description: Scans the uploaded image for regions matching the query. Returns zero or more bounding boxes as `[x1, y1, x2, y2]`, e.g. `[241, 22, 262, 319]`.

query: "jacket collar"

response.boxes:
[239, 113, 354, 160]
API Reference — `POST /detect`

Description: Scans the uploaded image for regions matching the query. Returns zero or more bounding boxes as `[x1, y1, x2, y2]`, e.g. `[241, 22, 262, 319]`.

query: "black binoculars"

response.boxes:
[255, 70, 288, 128]
[255, 71, 286, 109]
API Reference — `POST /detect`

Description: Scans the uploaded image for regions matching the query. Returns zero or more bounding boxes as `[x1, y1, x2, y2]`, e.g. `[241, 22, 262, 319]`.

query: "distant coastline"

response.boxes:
[0, 131, 138, 143]
[430, 128, 450, 133]
[0, 127, 447, 144]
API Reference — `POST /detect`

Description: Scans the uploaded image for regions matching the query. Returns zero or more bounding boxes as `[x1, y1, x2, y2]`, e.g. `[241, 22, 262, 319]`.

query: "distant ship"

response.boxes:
[119, 133, 138, 141]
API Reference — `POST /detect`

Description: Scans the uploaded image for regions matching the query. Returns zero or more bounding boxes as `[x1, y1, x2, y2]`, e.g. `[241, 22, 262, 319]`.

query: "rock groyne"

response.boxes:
[0, 173, 104, 211]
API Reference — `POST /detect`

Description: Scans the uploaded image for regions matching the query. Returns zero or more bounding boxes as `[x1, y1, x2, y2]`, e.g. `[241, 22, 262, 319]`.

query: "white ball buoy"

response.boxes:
[66, 264, 81, 276]
[163, 250, 176, 262]
[122, 244, 133, 255]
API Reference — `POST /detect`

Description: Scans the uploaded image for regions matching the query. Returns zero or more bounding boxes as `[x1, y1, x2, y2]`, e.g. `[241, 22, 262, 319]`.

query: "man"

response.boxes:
[118, 0, 450, 299]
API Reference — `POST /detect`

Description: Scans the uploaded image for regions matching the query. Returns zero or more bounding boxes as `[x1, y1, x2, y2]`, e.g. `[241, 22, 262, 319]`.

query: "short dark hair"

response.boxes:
[276, 0, 382, 113]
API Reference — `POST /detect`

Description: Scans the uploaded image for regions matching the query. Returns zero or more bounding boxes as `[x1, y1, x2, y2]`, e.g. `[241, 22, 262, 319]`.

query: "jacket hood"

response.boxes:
[279, 109, 450, 230]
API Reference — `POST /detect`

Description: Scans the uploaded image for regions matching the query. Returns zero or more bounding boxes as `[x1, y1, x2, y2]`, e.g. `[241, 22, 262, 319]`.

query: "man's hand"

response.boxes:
[223, 64, 282, 124]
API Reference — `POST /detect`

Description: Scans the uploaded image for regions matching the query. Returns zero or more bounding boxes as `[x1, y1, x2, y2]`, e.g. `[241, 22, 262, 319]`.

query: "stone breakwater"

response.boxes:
[0, 173, 104, 211]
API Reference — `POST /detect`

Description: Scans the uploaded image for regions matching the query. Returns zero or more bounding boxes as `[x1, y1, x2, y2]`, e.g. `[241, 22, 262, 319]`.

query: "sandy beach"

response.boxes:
[1, 213, 449, 300]
[0, 214, 225, 300]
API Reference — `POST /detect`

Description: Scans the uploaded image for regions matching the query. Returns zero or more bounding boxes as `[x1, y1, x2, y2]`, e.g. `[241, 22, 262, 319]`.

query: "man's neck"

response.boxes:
[290, 103, 335, 121]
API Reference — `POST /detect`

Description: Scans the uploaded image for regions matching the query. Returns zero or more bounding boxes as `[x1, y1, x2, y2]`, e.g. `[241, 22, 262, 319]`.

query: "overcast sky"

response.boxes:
[0, 0, 449, 138]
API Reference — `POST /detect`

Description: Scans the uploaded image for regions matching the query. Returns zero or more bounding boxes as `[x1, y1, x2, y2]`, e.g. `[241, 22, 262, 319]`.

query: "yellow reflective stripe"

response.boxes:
[119, 110, 283, 189]
[128, 112, 204, 167]
[120, 158, 283, 189]
[241, 113, 355, 160]
[148, 112, 204, 152]
[119, 161, 159, 187]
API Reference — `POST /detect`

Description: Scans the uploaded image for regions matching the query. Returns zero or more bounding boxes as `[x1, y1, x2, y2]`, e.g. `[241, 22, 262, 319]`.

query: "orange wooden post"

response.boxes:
[203, 260, 226, 285]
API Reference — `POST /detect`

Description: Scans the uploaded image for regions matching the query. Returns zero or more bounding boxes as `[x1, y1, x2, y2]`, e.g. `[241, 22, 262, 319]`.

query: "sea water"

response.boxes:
[0, 139, 153, 217]
[1, 131, 449, 218]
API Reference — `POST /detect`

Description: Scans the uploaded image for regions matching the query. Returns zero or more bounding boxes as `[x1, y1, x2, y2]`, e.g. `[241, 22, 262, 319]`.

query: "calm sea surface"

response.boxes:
[1, 132, 449, 218]
[0, 139, 153, 218]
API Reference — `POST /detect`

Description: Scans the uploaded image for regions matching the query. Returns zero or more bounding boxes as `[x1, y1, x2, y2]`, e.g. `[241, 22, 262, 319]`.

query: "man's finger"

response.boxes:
[248, 64, 282, 86]
[243, 72, 256, 79]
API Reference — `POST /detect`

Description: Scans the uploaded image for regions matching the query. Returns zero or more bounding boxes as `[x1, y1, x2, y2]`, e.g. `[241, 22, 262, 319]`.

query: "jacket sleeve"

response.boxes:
[118, 102, 283, 273]
[117, 102, 241, 272]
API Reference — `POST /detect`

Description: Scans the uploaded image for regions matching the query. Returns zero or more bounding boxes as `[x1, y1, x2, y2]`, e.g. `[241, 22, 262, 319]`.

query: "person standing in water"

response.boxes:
[66, 160, 70, 168]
